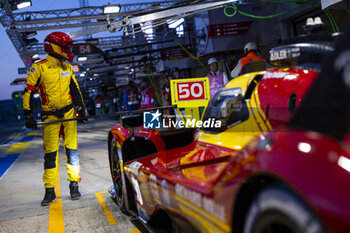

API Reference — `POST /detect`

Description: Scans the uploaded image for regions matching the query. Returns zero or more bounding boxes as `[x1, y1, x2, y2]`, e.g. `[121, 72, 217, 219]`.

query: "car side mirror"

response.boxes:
[120, 115, 143, 129]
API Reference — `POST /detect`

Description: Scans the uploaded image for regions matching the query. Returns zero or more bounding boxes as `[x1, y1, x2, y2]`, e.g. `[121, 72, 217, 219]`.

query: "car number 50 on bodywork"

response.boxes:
[170, 77, 210, 108]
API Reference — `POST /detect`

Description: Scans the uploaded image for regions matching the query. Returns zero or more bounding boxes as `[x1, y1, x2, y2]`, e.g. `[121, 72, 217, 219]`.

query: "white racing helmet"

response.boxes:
[244, 42, 257, 54]
[208, 57, 218, 65]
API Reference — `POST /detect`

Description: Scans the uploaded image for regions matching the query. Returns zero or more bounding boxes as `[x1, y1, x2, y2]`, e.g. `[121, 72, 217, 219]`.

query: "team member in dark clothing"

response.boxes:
[122, 81, 140, 111]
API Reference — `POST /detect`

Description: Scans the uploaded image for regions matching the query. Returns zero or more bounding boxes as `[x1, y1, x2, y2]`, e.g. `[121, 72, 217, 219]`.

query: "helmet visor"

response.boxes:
[64, 43, 73, 53]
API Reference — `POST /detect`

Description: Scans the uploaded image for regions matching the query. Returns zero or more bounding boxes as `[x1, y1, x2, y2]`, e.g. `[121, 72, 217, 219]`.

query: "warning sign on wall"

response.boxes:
[207, 21, 252, 38]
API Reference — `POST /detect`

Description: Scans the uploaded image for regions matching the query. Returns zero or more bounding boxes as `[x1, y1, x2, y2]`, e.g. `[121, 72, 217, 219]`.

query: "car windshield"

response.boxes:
[202, 88, 249, 133]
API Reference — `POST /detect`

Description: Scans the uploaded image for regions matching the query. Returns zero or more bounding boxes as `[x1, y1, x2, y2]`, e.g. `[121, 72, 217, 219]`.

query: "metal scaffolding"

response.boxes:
[0, 0, 181, 67]
[2, 1, 179, 32]
[0, 0, 30, 65]
[0, 0, 239, 68]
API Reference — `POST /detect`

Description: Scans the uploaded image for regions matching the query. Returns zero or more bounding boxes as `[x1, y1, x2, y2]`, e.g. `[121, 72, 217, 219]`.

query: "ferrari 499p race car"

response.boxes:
[107, 27, 350, 233]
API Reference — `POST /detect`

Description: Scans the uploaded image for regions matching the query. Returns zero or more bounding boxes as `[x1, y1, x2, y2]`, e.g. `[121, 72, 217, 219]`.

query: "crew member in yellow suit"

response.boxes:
[22, 32, 87, 206]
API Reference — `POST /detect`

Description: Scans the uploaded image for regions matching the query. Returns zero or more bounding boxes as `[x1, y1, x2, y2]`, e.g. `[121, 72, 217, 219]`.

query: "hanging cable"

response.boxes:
[324, 9, 337, 32]
[174, 40, 209, 73]
[142, 63, 163, 105]
[224, 2, 311, 19]
[330, 11, 340, 32]
[324, 9, 339, 32]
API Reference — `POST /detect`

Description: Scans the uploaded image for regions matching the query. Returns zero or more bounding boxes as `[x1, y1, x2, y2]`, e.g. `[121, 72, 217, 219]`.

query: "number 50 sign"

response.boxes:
[170, 77, 210, 108]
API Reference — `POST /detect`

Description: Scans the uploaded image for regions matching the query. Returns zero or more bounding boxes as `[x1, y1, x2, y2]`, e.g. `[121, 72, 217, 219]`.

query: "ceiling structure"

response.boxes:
[0, 0, 242, 96]
[0, 0, 179, 67]
[0, 0, 240, 68]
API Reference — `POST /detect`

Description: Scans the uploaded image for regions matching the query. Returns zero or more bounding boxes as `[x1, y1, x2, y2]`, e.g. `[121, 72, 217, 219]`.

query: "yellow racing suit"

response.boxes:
[23, 55, 85, 188]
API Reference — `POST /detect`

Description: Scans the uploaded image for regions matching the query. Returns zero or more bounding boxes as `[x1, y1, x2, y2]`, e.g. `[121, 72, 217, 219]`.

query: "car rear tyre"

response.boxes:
[109, 139, 127, 212]
[243, 185, 327, 233]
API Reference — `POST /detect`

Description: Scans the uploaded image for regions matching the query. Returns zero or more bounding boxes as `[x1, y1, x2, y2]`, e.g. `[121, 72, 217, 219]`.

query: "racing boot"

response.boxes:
[41, 188, 56, 206]
[69, 181, 81, 200]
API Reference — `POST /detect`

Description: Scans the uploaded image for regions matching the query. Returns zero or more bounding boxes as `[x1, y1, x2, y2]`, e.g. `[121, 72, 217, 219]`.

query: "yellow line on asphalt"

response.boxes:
[8, 131, 22, 139]
[54, 158, 61, 197]
[95, 191, 118, 225]
[5, 141, 31, 154]
[79, 150, 108, 156]
[49, 199, 64, 233]
[128, 228, 142, 233]
[49, 156, 64, 233]
[27, 130, 39, 136]
[90, 212, 103, 216]
[3, 130, 36, 153]
[96, 122, 115, 127]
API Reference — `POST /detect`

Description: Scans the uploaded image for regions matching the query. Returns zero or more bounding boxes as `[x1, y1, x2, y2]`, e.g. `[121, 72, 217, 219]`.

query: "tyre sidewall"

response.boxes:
[110, 140, 127, 211]
[243, 186, 327, 233]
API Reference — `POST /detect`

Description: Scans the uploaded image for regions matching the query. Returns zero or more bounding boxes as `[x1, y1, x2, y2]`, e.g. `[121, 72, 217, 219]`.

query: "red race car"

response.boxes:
[107, 29, 349, 233]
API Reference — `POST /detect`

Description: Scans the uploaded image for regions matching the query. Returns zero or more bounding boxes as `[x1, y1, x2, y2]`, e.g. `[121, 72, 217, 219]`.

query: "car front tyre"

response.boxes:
[109, 139, 127, 213]
[244, 185, 328, 233]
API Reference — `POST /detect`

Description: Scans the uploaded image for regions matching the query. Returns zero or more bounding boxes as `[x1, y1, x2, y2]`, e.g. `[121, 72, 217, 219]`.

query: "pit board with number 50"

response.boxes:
[170, 77, 210, 108]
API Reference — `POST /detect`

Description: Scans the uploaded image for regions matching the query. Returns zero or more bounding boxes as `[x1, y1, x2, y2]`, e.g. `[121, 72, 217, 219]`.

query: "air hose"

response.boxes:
[224, 2, 311, 19]
[224, 1, 339, 33]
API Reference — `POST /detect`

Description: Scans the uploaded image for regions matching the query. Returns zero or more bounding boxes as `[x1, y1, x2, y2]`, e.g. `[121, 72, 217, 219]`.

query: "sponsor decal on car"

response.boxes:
[149, 174, 160, 200]
[263, 71, 289, 79]
[175, 183, 225, 222]
[137, 205, 150, 223]
[129, 161, 142, 175]
[161, 180, 172, 207]
[131, 176, 143, 205]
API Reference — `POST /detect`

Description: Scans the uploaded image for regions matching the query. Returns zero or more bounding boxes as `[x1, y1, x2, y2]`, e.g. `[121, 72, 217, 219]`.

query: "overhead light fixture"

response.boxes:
[77, 56, 88, 61]
[80, 73, 85, 77]
[24, 38, 38, 46]
[86, 38, 99, 45]
[21, 31, 37, 38]
[103, 5, 121, 14]
[17, 1, 32, 9]
[168, 18, 185, 29]
[12, 0, 32, 10]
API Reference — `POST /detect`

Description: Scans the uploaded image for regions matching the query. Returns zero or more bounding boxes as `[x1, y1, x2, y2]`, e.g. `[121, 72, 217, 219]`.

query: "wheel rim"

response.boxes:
[110, 141, 123, 206]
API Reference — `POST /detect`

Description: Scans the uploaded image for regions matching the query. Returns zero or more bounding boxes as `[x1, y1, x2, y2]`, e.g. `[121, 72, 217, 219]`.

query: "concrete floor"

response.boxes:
[0, 119, 145, 233]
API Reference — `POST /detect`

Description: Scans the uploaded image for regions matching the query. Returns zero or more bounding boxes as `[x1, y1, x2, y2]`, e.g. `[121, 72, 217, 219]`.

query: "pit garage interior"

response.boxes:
[0, 0, 350, 233]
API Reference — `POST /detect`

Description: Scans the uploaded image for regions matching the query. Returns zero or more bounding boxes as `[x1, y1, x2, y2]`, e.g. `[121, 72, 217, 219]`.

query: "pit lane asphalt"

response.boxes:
[0, 120, 25, 144]
[0, 119, 148, 233]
